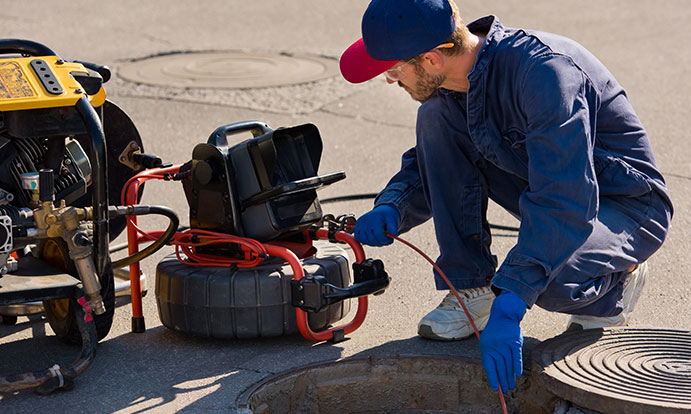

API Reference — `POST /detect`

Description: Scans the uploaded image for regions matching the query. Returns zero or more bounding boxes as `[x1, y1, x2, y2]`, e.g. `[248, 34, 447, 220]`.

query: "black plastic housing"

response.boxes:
[182, 121, 345, 242]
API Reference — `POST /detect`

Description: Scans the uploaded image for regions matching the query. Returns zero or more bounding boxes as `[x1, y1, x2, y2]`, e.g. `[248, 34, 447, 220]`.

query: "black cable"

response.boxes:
[109, 205, 179, 268]
[319, 192, 520, 232]
[489, 223, 520, 232]
[319, 193, 380, 204]
[109, 225, 190, 254]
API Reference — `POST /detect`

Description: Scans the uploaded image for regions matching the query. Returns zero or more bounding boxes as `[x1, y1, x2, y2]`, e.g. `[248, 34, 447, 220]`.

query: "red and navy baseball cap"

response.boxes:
[340, 0, 456, 84]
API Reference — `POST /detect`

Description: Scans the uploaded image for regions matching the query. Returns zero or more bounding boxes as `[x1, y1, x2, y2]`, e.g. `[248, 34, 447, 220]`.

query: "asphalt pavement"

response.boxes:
[1, 1, 690, 413]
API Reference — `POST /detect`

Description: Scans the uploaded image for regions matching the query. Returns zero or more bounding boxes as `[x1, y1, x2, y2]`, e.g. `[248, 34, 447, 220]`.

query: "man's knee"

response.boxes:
[535, 272, 624, 316]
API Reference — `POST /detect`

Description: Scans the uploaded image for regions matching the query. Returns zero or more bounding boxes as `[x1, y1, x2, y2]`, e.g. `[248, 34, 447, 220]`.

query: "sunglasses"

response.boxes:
[383, 43, 454, 82]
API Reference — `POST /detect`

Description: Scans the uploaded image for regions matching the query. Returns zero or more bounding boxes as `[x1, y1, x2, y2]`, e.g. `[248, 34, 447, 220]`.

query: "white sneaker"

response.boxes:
[417, 287, 495, 341]
[567, 261, 648, 331]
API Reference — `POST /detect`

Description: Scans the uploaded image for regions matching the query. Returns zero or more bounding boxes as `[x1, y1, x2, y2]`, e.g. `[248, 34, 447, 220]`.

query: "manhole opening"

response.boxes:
[239, 329, 691, 414]
[237, 356, 529, 414]
[117, 50, 339, 89]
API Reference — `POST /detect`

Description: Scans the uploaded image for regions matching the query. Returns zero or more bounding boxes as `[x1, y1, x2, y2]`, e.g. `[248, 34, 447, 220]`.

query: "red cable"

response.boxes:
[169, 229, 267, 268]
[120, 166, 274, 270]
[387, 233, 508, 414]
[119, 166, 506, 410]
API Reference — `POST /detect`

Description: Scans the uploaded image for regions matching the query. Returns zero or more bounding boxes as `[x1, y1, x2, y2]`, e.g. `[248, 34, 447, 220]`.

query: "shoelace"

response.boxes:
[439, 287, 491, 308]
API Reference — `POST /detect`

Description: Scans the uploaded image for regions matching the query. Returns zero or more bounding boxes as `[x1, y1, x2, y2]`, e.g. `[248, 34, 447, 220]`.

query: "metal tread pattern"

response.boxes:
[532, 328, 691, 414]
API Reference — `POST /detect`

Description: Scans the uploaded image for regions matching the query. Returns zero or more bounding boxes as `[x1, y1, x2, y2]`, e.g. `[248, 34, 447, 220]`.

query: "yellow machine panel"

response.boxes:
[0, 56, 105, 111]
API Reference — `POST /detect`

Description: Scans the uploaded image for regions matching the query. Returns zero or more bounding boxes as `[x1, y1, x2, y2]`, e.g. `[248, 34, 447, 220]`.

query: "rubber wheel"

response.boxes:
[41, 237, 115, 345]
[155, 242, 352, 338]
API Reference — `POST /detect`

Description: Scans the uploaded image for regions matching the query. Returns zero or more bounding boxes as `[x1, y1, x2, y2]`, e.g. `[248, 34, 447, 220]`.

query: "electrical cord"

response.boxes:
[319, 192, 380, 204]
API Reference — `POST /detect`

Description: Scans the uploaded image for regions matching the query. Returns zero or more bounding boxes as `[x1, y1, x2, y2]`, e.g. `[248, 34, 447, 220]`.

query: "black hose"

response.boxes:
[109, 205, 179, 268]
[108, 225, 190, 254]
[0, 290, 97, 394]
[489, 223, 521, 232]
[76, 97, 110, 277]
[319, 192, 520, 232]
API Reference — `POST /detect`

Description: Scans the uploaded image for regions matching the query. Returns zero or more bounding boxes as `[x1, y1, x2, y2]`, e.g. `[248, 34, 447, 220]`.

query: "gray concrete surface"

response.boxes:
[1, 0, 690, 412]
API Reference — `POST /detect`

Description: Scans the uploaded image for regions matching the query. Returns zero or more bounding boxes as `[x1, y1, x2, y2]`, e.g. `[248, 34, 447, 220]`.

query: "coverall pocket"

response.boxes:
[607, 190, 652, 228]
[501, 128, 529, 168]
[594, 154, 652, 198]
[505, 252, 552, 273]
[501, 128, 527, 149]
[461, 185, 483, 237]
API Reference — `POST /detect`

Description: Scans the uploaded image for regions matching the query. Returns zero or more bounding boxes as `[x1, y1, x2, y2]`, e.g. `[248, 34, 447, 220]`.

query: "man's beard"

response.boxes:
[399, 63, 446, 103]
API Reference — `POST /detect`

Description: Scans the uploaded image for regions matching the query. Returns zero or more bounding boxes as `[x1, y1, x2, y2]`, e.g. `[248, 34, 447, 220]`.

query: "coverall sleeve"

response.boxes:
[374, 146, 432, 234]
[491, 54, 600, 306]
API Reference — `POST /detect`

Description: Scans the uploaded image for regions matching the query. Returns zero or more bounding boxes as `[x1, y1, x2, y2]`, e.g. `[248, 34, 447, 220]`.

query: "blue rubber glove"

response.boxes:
[479, 290, 527, 392]
[354, 205, 400, 246]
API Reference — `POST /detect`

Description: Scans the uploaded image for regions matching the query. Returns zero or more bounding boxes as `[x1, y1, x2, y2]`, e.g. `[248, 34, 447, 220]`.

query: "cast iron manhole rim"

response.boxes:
[532, 327, 691, 414]
[117, 50, 340, 89]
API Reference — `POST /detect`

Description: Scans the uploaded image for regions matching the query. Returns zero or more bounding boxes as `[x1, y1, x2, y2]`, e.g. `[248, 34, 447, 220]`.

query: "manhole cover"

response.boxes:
[236, 355, 531, 414]
[118, 51, 339, 89]
[532, 328, 691, 414]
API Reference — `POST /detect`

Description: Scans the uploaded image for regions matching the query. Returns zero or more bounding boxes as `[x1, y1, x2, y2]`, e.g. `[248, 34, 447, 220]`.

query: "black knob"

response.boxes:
[39, 169, 54, 202]
[193, 160, 214, 185]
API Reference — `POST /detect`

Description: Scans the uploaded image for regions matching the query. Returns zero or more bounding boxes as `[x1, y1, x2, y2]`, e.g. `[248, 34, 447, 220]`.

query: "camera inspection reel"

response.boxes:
[124, 121, 391, 343]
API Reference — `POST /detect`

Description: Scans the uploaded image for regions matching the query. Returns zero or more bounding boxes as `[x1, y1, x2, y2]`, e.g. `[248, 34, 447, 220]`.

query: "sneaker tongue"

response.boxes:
[440, 292, 461, 307]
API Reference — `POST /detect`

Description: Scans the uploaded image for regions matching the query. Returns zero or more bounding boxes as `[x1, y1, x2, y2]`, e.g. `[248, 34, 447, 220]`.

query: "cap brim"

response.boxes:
[339, 38, 397, 84]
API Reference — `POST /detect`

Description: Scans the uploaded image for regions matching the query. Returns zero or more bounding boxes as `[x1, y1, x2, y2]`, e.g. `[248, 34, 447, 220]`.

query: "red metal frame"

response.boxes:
[266, 228, 369, 342]
[123, 164, 182, 324]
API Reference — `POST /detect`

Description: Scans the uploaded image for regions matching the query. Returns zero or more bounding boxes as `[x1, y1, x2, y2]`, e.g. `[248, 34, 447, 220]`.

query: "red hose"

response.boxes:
[387, 233, 508, 414]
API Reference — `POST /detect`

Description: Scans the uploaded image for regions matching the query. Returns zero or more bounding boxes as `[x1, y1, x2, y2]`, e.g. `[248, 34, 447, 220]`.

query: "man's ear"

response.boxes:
[421, 50, 445, 73]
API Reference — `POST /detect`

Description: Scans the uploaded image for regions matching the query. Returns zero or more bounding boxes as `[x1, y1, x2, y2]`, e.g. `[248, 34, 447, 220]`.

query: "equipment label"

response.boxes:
[0, 62, 35, 100]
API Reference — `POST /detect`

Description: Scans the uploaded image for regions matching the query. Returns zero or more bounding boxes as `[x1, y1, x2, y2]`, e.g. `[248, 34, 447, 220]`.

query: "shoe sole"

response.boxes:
[418, 325, 475, 341]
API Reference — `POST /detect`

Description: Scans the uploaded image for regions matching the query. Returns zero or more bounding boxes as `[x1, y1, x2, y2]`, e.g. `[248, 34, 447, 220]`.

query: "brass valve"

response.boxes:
[21, 169, 104, 315]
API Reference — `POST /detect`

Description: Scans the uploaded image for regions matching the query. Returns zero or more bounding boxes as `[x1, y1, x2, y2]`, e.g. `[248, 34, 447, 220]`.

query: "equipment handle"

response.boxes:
[240, 171, 346, 209]
[265, 229, 370, 343]
[0, 39, 57, 57]
[72, 60, 111, 83]
[207, 121, 273, 149]
[323, 278, 389, 302]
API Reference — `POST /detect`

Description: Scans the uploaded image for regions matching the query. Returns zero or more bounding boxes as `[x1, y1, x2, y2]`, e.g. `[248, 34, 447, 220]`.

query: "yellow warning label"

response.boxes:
[0, 62, 35, 100]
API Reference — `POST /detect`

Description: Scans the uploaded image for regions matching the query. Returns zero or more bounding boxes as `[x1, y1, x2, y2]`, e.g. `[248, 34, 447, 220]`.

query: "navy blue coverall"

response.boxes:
[375, 16, 673, 316]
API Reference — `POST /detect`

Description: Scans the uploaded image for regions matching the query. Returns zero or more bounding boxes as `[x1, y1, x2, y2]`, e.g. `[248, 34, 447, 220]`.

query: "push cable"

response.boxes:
[386, 232, 509, 414]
